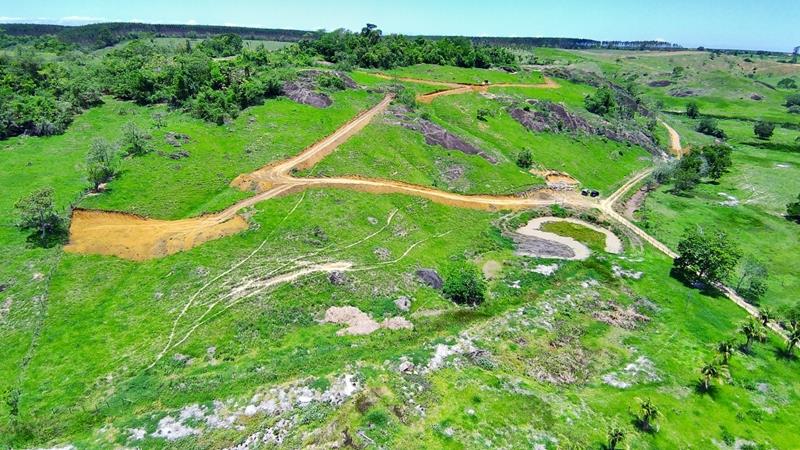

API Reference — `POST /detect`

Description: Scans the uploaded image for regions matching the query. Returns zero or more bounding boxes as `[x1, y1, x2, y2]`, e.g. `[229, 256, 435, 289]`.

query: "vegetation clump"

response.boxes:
[442, 261, 486, 306]
[753, 120, 775, 140]
[786, 193, 800, 223]
[696, 117, 726, 139]
[584, 86, 617, 116]
[515, 149, 533, 169]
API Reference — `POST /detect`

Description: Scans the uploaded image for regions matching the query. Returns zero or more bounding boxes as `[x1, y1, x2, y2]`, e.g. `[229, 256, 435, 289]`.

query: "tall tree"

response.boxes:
[673, 227, 741, 285]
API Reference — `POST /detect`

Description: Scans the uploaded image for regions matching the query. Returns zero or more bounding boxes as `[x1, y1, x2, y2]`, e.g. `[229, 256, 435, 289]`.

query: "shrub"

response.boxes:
[516, 149, 533, 169]
[786, 94, 800, 108]
[442, 261, 486, 307]
[777, 78, 798, 89]
[121, 122, 152, 156]
[86, 138, 119, 190]
[584, 87, 616, 116]
[394, 87, 417, 109]
[696, 117, 726, 139]
[317, 72, 346, 91]
[476, 108, 494, 121]
[787, 194, 800, 223]
[686, 101, 699, 118]
[753, 121, 775, 140]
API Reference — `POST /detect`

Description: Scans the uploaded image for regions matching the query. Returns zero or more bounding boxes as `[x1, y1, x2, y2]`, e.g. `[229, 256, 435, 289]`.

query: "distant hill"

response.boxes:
[0, 22, 683, 51]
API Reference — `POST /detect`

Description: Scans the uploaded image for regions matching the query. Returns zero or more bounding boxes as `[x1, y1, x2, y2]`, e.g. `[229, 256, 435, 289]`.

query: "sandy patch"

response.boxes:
[64, 209, 249, 261]
[532, 263, 560, 276]
[323, 306, 412, 336]
[482, 260, 502, 279]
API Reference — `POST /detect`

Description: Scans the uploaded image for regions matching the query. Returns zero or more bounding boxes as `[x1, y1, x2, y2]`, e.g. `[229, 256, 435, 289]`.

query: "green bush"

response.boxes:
[516, 149, 533, 169]
[753, 121, 775, 140]
[686, 101, 699, 118]
[442, 261, 486, 307]
[584, 87, 616, 116]
[696, 117, 726, 139]
[318, 72, 346, 91]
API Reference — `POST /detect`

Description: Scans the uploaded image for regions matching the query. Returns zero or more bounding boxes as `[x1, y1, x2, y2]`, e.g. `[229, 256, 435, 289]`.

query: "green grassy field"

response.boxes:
[566, 50, 800, 123]
[77, 90, 382, 219]
[2, 55, 799, 450]
[380, 64, 545, 85]
[637, 112, 800, 309]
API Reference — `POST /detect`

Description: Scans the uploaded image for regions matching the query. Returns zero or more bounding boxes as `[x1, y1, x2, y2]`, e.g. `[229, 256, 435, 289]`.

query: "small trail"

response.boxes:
[659, 119, 683, 157]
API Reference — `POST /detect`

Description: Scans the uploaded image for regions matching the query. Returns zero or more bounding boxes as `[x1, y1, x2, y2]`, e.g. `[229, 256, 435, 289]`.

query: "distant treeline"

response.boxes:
[0, 22, 313, 49]
[1, 23, 689, 52]
[425, 36, 683, 51]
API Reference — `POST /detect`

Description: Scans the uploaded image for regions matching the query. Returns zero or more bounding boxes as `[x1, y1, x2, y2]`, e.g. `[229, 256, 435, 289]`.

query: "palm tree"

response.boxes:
[739, 318, 765, 352]
[635, 398, 661, 432]
[700, 362, 719, 391]
[716, 340, 735, 365]
[758, 307, 774, 327]
[786, 322, 800, 356]
[607, 426, 626, 450]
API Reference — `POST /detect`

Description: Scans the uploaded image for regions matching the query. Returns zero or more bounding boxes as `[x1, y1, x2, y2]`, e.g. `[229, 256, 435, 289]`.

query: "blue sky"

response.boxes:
[1, 0, 797, 52]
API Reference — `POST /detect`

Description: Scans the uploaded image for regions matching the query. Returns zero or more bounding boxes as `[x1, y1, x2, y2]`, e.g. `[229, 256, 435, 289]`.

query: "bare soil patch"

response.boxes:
[323, 306, 412, 336]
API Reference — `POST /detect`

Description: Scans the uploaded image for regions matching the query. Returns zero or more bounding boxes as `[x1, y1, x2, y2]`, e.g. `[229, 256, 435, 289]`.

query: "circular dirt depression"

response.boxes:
[513, 217, 622, 260]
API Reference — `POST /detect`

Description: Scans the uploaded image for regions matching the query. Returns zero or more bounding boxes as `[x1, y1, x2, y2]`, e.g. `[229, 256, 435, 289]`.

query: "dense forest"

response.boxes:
[0, 25, 520, 139]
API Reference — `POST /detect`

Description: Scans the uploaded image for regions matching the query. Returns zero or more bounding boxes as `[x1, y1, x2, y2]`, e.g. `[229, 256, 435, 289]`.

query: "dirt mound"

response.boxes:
[64, 209, 248, 261]
[530, 170, 580, 190]
[648, 80, 673, 87]
[386, 106, 497, 163]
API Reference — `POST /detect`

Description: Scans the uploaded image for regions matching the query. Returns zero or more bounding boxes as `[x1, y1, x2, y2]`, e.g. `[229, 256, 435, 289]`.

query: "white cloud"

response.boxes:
[0, 16, 24, 22]
[186, 19, 197, 25]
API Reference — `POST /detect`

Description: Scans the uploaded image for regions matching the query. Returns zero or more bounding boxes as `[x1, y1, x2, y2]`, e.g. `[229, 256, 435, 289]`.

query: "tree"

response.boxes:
[673, 227, 741, 285]
[607, 427, 626, 450]
[734, 257, 768, 303]
[738, 318, 765, 353]
[635, 398, 661, 432]
[121, 122, 152, 156]
[516, 149, 533, 169]
[777, 78, 798, 89]
[753, 121, 775, 140]
[758, 307, 774, 327]
[700, 144, 732, 181]
[670, 151, 705, 194]
[717, 340, 735, 365]
[86, 138, 119, 190]
[686, 101, 699, 118]
[15, 187, 62, 240]
[786, 322, 800, 356]
[696, 117, 726, 139]
[780, 302, 800, 328]
[699, 362, 722, 392]
[786, 194, 800, 223]
[442, 261, 486, 306]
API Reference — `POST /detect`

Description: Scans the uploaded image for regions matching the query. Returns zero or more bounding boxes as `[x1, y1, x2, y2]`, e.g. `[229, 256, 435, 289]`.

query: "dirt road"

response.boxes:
[659, 119, 683, 157]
